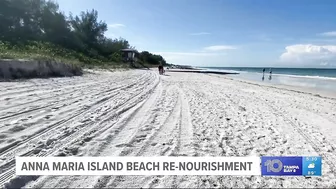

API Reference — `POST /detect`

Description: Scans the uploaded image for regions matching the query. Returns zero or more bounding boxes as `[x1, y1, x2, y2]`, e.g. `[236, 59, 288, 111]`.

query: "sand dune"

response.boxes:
[0, 70, 336, 188]
[0, 60, 82, 80]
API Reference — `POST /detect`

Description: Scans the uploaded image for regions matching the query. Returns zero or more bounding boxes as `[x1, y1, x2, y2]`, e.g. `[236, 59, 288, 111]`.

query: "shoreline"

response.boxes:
[159, 69, 334, 99]
[199, 67, 336, 94]
[218, 74, 336, 99]
[165, 68, 336, 99]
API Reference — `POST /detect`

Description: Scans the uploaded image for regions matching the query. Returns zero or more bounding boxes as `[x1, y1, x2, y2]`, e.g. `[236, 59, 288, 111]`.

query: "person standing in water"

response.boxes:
[262, 68, 265, 81]
[269, 68, 272, 80]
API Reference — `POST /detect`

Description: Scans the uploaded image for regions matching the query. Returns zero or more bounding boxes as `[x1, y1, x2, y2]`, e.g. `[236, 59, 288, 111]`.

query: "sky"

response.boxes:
[55, 0, 336, 68]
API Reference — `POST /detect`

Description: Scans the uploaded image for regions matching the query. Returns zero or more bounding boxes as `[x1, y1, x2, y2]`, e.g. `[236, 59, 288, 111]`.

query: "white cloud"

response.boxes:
[108, 23, 125, 28]
[203, 45, 237, 51]
[280, 44, 336, 67]
[189, 32, 211, 36]
[318, 31, 336, 37]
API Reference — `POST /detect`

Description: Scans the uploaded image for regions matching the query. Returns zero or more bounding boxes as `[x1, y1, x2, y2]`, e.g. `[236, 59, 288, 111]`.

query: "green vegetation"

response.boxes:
[0, 0, 166, 68]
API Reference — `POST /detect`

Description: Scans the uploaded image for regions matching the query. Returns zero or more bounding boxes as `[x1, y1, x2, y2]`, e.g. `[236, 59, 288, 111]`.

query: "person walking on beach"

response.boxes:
[262, 68, 265, 81]
[269, 68, 272, 80]
[158, 63, 164, 75]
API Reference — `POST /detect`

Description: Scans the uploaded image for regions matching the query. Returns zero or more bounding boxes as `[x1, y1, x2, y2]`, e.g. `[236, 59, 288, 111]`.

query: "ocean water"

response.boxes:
[204, 67, 336, 93]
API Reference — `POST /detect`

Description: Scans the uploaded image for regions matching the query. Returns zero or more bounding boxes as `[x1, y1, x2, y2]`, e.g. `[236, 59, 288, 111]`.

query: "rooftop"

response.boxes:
[121, 49, 138, 52]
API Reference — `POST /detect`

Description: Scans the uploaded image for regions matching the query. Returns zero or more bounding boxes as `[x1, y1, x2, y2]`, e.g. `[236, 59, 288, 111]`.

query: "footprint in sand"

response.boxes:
[83, 136, 93, 142]
[7, 138, 16, 143]
[80, 118, 91, 123]
[46, 138, 58, 146]
[64, 146, 80, 155]
[132, 134, 147, 143]
[9, 125, 26, 132]
[116, 143, 133, 148]
[19, 118, 29, 122]
[0, 134, 7, 139]
[33, 148, 43, 154]
[44, 115, 53, 119]
[141, 126, 152, 132]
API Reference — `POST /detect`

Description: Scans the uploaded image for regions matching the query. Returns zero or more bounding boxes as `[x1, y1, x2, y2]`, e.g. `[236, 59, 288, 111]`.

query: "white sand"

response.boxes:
[0, 70, 336, 188]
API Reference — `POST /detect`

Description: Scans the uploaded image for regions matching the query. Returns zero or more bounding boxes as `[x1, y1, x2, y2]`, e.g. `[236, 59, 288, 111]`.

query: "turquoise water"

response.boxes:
[203, 67, 336, 93]
[206, 67, 336, 78]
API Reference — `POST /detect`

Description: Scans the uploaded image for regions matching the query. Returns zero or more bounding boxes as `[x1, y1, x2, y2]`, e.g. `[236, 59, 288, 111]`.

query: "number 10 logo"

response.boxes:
[264, 159, 283, 172]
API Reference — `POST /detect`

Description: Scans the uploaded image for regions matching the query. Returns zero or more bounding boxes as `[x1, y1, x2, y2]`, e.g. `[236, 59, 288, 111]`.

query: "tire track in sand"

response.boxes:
[91, 83, 181, 189]
[0, 72, 157, 188]
[21, 73, 161, 188]
[146, 84, 195, 189]
[0, 72, 151, 157]
[0, 72, 150, 122]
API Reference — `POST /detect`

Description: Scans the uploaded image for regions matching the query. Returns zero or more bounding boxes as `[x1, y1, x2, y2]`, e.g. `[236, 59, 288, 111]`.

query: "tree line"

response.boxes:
[0, 0, 166, 65]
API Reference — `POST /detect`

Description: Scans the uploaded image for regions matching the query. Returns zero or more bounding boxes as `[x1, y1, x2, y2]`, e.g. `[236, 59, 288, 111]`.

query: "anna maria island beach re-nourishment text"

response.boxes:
[21, 161, 254, 172]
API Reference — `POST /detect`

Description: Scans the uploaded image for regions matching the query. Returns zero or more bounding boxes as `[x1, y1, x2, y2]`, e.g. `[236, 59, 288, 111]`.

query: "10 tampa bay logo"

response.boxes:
[261, 156, 302, 176]
[261, 156, 322, 176]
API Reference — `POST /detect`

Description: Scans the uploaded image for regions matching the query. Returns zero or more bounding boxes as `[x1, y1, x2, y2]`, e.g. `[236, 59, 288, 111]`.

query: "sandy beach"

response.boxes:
[1, 69, 336, 188]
